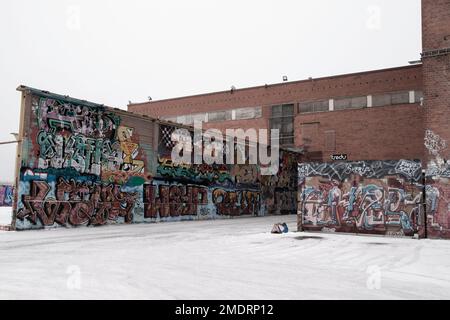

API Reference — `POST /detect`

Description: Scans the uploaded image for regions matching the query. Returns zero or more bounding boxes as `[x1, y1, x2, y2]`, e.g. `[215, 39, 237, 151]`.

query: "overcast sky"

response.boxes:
[0, 0, 421, 182]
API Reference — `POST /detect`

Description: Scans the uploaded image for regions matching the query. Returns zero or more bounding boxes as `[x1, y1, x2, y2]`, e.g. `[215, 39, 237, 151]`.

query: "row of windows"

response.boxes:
[162, 106, 262, 125]
[299, 90, 423, 114]
[269, 90, 423, 146]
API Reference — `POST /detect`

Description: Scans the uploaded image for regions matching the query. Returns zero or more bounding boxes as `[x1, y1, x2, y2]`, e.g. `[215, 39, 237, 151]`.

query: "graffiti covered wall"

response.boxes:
[298, 160, 425, 237]
[0, 185, 14, 207]
[152, 125, 298, 220]
[14, 88, 297, 230]
[423, 129, 450, 239]
[15, 90, 154, 229]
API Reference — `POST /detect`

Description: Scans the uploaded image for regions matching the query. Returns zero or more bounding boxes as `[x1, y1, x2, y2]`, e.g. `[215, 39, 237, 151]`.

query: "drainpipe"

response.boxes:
[422, 169, 428, 239]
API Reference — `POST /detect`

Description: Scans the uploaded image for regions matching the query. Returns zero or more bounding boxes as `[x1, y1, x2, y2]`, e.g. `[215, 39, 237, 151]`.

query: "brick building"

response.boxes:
[128, 1, 449, 165]
[422, 0, 450, 165]
[129, 64, 424, 163]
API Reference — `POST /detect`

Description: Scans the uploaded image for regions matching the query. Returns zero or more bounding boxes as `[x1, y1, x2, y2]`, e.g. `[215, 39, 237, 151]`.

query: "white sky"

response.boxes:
[0, 0, 422, 182]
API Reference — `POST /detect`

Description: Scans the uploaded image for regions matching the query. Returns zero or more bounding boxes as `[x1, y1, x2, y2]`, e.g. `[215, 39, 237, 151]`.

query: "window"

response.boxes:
[208, 110, 232, 122]
[299, 100, 329, 113]
[334, 96, 367, 110]
[177, 115, 193, 125]
[234, 107, 262, 120]
[372, 91, 410, 107]
[270, 104, 294, 145]
[391, 91, 410, 105]
[372, 94, 391, 107]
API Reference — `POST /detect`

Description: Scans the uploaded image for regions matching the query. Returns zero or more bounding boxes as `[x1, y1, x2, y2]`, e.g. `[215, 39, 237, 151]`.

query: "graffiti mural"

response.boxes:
[157, 157, 233, 186]
[34, 97, 146, 178]
[298, 160, 424, 237]
[0, 185, 14, 207]
[14, 88, 298, 230]
[424, 129, 450, 239]
[425, 171, 450, 239]
[15, 90, 152, 229]
[144, 184, 208, 218]
[212, 189, 260, 216]
[17, 178, 137, 227]
[261, 150, 298, 215]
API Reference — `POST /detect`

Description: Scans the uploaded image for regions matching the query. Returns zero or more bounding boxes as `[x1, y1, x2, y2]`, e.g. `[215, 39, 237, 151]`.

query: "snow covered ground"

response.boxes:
[1, 214, 450, 300]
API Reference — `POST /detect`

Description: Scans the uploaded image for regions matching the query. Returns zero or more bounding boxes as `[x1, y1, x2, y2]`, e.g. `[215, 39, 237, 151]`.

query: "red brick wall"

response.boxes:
[128, 66, 422, 118]
[295, 103, 425, 162]
[128, 66, 424, 160]
[422, 0, 450, 52]
[422, 0, 450, 162]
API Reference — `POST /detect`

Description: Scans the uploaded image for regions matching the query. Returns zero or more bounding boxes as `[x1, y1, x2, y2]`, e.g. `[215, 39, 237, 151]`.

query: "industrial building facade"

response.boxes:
[128, 0, 450, 239]
[3, 0, 449, 240]
[129, 65, 424, 163]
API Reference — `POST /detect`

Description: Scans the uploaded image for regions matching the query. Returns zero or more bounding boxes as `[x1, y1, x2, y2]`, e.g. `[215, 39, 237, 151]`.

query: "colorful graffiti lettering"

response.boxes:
[262, 151, 298, 215]
[17, 178, 137, 227]
[212, 189, 260, 216]
[34, 97, 146, 180]
[15, 90, 299, 230]
[157, 157, 232, 185]
[299, 160, 424, 237]
[143, 184, 208, 218]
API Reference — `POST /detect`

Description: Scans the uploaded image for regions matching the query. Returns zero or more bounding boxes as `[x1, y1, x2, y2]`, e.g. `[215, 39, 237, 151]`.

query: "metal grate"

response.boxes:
[159, 125, 176, 149]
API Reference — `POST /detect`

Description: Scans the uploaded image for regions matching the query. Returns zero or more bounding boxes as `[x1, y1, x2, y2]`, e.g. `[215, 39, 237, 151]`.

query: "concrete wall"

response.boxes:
[13, 89, 297, 230]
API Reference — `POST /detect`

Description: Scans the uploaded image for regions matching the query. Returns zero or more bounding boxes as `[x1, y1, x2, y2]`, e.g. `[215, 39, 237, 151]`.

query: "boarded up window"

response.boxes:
[208, 110, 232, 122]
[373, 91, 410, 107]
[372, 94, 391, 107]
[177, 115, 192, 125]
[192, 113, 208, 123]
[391, 91, 410, 105]
[299, 100, 329, 113]
[334, 96, 367, 110]
[235, 107, 262, 120]
[325, 130, 336, 152]
[301, 123, 319, 146]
